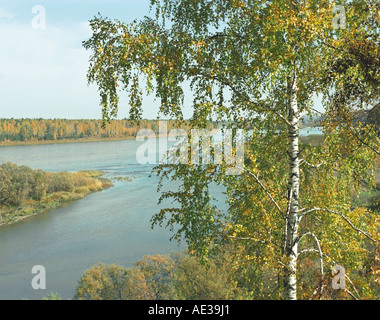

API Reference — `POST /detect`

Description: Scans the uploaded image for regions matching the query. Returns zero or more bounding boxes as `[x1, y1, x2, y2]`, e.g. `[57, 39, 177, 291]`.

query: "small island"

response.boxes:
[0, 162, 112, 227]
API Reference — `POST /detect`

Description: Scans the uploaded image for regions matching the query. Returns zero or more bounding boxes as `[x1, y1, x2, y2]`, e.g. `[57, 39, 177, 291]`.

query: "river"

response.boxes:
[0, 127, 322, 300]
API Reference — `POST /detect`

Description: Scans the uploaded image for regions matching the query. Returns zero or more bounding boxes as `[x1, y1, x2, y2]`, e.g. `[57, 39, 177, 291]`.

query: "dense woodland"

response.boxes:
[0, 119, 213, 143]
[0, 118, 321, 144]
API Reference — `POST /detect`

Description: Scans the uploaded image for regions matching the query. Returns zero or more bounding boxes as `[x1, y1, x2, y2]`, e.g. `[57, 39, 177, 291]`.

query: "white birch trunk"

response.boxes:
[284, 73, 300, 300]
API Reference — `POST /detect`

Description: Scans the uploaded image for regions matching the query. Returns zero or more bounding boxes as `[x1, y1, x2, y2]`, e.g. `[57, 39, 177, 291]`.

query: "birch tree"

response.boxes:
[84, 0, 379, 299]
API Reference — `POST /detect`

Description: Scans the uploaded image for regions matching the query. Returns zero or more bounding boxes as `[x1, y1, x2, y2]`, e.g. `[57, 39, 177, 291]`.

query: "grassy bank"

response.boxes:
[0, 163, 112, 227]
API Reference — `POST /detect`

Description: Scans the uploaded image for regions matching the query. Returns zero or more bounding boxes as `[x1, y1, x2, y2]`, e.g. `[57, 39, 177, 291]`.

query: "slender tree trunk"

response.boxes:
[284, 73, 300, 300]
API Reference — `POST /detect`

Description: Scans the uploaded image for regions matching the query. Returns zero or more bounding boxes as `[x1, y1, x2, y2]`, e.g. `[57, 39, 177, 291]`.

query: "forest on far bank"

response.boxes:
[0, 118, 322, 144]
[0, 118, 214, 144]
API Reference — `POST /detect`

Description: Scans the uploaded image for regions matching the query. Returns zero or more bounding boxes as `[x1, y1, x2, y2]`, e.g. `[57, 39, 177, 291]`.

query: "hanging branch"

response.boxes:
[299, 159, 326, 169]
[299, 207, 376, 243]
[227, 235, 283, 250]
[297, 232, 324, 297]
[240, 167, 285, 219]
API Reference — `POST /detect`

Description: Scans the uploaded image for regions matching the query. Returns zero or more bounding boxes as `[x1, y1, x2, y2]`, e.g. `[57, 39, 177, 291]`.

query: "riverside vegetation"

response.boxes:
[0, 118, 312, 146]
[2, 135, 377, 300]
[0, 162, 112, 226]
[74, 230, 379, 300]
[0, 119, 213, 145]
[70, 153, 380, 301]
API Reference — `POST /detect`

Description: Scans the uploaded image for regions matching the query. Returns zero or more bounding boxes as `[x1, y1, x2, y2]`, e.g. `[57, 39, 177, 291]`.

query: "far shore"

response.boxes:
[0, 131, 190, 147]
[0, 128, 323, 148]
[0, 136, 136, 147]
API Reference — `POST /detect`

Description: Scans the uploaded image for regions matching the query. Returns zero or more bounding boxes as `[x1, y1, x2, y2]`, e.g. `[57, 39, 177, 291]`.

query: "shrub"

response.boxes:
[74, 248, 251, 300]
[74, 263, 155, 300]
[172, 250, 246, 300]
[47, 173, 75, 193]
[135, 254, 178, 300]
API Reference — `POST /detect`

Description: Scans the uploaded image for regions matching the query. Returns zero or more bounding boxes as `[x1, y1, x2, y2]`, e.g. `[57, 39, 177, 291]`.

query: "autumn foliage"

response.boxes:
[0, 162, 111, 226]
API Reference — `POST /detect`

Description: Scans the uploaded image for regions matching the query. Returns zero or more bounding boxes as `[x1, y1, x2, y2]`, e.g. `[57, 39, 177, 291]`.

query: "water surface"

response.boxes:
[0, 127, 321, 300]
[0, 139, 184, 300]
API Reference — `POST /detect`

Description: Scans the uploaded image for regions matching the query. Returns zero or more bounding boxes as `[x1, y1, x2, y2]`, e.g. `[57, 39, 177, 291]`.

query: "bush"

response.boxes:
[47, 173, 75, 193]
[74, 248, 250, 300]
[74, 263, 154, 300]
[172, 250, 246, 300]
[0, 162, 35, 206]
[0, 162, 111, 226]
[42, 292, 62, 300]
[135, 254, 178, 300]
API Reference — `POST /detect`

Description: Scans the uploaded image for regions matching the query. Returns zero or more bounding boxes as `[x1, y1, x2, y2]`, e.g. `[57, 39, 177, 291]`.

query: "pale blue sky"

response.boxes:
[0, 1, 323, 120]
[0, 0, 167, 119]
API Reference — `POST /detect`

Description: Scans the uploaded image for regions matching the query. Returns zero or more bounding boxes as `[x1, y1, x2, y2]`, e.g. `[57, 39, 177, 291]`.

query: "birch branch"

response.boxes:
[227, 235, 282, 249]
[298, 248, 320, 255]
[323, 252, 361, 299]
[297, 232, 324, 277]
[299, 207, 376, 243]
[345, 288, 359, 300]
[240, 167, 285, 218]
[345, 277, 360, 300]
[347, 126, 380, 156]
[299, 159, 325, 169]
[194, 69, 292, 126]
[297, 231, 324, 298]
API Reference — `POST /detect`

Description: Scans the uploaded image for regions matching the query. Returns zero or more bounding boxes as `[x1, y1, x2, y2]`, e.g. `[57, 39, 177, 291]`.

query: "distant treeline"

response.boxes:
[300, 115, 322, 128]
[0, 118, 325, 143]
[0, 119, 210, 143]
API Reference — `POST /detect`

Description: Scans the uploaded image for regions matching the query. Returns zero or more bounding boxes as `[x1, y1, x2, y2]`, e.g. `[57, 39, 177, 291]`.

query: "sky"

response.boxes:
[0, 0, 167, 119]
[0, 1, 324, 120]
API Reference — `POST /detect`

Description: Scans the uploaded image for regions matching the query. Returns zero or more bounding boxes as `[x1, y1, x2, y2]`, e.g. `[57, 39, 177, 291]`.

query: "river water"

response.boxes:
[0, 127, 322, 300]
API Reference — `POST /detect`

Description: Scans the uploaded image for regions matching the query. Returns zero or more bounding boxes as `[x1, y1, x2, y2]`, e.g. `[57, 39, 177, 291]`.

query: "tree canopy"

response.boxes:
[84, 0, 379, 300]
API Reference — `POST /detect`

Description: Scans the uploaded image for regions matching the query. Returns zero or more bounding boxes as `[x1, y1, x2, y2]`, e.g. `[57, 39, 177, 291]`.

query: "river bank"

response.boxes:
[0, 136, 135, 147]
[0, 166, 112, 227]
[0, 126, 324, 147]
